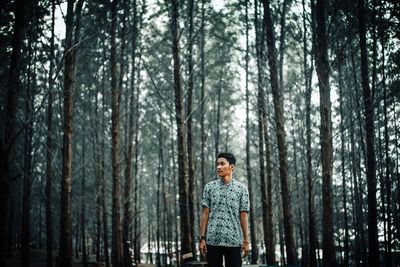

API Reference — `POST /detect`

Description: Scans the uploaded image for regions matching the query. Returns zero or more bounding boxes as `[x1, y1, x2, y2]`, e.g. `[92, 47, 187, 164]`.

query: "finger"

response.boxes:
[201, 246, 206, 256]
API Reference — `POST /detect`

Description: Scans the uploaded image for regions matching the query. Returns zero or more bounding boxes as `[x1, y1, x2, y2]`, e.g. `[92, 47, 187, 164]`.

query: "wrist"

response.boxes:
[243, 240, 250, 244]
[199, 235, 206, 242]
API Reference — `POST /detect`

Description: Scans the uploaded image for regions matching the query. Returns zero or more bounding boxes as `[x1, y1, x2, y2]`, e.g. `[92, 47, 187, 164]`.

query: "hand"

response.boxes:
[199, 240, 207, 256]
[241, 241, 250, 258]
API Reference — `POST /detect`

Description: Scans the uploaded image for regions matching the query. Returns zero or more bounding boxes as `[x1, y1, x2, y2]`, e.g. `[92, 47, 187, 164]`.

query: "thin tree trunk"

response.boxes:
[81, 146, 87, 267]
[21, 42, 35, 267]
[261, 0, 297, 264]
[215, 65, 223, 156]
[303, 0, 317, 265]
[0, 0, 27, 264]
[169, 0, 193, 262]
[100, 48, 110, 267]
[45, 1, 55, 266]
[380, 20, 393, 267]
[170, 113, 180, 266]
[357, 0, 380, 265]
[110, 0, 124, 265]
[349, 90, 365, 267]
[131, 0, 142, 263]
[200, 0, 206, 200]
[120, 0, 134, 265]
[94, 93, 102, 263]
[338, 55, 350, 267]
[350, 47, 369, 266]
[277, 188, 286, 265]
[59, 1, 75, 266]
[156, 121, 162, 266]
[245, 1, 258, 263]
[75, 205, 80, 258]
[255, 0, 268, 264]
[314, 0, 335, 265]
[186, 0, 196, 260]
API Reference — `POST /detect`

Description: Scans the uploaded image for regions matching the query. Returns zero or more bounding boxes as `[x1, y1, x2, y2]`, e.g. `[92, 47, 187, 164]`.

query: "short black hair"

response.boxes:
[217, 152, 236, 165]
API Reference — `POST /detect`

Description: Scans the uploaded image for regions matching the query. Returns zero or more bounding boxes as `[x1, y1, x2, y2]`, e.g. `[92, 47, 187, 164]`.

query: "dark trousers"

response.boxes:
[206, 245, 242, 267]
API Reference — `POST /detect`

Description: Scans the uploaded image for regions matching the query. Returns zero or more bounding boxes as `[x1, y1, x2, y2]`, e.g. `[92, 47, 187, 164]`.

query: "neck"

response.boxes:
[220, 175, 233, 184]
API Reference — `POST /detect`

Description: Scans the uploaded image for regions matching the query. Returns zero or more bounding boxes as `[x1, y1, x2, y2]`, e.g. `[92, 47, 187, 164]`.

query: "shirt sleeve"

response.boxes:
[240, 185, 250, 212]
[201, 183, 210, 208]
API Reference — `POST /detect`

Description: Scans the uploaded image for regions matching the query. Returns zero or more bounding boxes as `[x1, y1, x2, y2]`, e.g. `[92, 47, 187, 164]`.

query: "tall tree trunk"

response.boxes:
[357, 0, 379, 265]
[156, 120, 162, 266]
[255, 1, 274, 263]
[156, 117, 167, 266]
[338, 55, 349, 267]
[381, 26, 393, 267]
[215, 65, 223, 156]
[59, 1, 75, 266]
[314, 0, 335, 265]
[261, 0, 297, 264]
[132, 3, 142, 263]
[276, 187, 286, 265]
[186, 0, 196, 260]
[133, 94, 140, 265]
[349, 87, 366, 267]
[0, 0, 27, 265]
[81, 146, 87, 267]
[245, 1, 258, 264]
[169, 0, 193, 263]
[45, 1, 56, 266]
[94, 93, 102, 263]
[200, 0, 206, 200]
[100, 48, 110, 267]
[21, 42, 35, 267]
[255, 0, 268, 263]
[110, 0, 123, 265]
[121, 0, 135, 265]
[303, 0, 317, 265]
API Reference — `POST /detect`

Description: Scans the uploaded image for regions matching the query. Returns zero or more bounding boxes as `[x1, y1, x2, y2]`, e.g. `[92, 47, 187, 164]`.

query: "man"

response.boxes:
[199, 152, 250, 267]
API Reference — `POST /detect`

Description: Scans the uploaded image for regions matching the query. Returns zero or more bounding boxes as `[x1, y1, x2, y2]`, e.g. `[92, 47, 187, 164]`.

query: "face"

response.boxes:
[216, 157, 234, 178]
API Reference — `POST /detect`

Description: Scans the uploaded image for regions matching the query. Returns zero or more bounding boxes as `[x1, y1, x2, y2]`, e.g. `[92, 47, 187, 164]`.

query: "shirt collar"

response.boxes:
[219, 177, 234, 185]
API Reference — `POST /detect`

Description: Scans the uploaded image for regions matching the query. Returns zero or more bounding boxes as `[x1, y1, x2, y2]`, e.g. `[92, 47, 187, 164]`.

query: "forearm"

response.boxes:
[200, 207, 209, 237]
[240, 211, 249, 242]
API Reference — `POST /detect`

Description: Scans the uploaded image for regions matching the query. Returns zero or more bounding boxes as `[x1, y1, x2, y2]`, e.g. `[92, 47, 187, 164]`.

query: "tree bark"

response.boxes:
[21, 41, 35, 267]
[255, 0, 274, 264]
[357, 0, 379, 265]
[314, 0, 335, 265]
[246, 1, 258, 264]
[303, 0, 317, 265]
[59, 1, 75, 266]
[169, 0, 193, 263]
[121, 0, 135, 265]
[381, 23, 393, 267]
[94, 92, 102, 263]
[110, 0, 124, 266]
[200, 0, 206, 201]
[100, 46, 110, 267]
[0, 0, 27, 264]
[45, 1, 55, 266]
[338, 54, 349, 267]
[261, 0, 297, 264]
[186, 0, 196, 259]
[81, 146, 87, 267]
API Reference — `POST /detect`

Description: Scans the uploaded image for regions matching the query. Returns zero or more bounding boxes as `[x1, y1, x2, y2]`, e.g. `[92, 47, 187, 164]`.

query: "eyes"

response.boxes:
[216, 161, 229, 168]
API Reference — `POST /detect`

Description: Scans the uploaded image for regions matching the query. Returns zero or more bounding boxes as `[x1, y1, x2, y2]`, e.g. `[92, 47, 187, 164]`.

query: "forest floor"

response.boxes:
[6, 249, 99, 267]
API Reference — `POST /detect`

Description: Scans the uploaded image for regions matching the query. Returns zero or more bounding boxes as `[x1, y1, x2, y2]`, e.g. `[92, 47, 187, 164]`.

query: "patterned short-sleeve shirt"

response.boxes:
[201, 178, 250, 247]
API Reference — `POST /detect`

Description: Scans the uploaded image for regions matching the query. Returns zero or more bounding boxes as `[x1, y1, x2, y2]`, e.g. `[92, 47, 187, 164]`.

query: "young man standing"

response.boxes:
[199, 152, 250, 267]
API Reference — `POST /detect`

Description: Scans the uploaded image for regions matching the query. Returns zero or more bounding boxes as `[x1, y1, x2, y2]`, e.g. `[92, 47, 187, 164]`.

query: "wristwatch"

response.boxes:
[199, 236, 206, 241]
